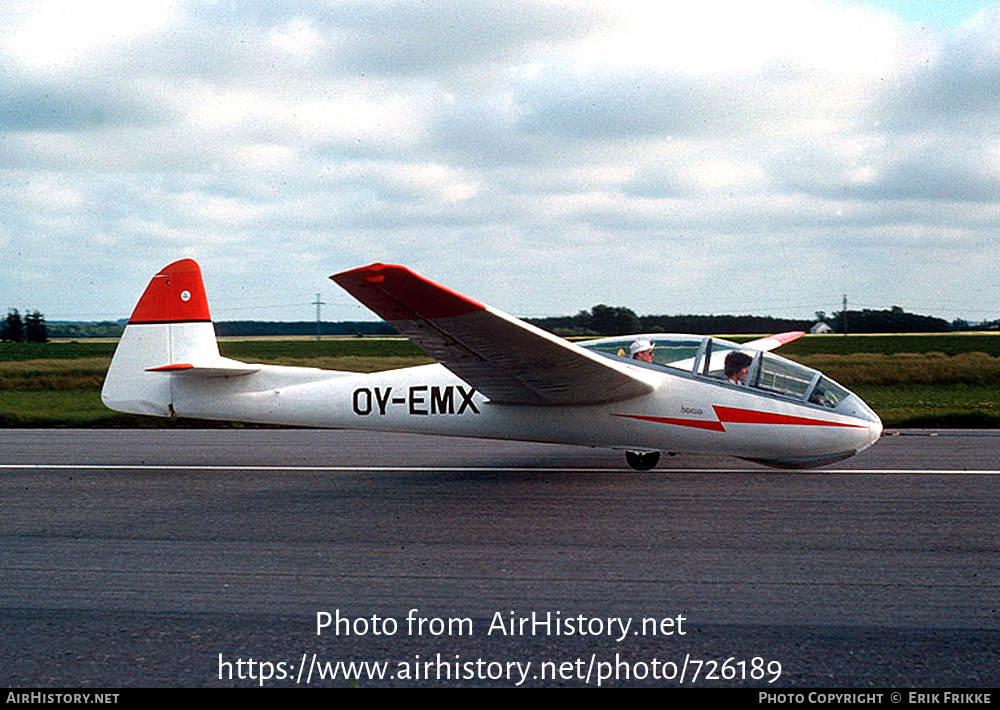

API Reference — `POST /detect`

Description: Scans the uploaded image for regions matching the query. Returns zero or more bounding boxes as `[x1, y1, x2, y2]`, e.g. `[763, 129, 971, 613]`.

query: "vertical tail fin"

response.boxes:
[127, 258, 213, 325]
[102, 259, 221, 416]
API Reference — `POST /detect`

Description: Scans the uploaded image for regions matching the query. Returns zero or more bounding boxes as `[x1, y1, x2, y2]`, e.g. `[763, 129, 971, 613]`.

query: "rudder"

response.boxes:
[102, 259, 222, 416]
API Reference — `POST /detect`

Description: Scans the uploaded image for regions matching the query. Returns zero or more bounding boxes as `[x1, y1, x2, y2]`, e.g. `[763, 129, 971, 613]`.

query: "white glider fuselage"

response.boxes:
[102, 260, 882, 469]
[171, 360, 879, 463]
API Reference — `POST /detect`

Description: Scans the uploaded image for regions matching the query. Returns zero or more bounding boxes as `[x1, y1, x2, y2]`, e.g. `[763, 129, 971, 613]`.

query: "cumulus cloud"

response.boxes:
[1, 0, 998, 322]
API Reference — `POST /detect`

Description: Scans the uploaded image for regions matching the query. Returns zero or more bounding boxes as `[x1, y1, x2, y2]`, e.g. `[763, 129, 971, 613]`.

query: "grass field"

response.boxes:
[1, 334, 997, 428]
[776, 333, 1000, 357]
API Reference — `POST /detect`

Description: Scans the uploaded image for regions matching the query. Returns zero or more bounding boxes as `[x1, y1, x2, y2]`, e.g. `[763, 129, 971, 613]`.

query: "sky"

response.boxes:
[2, 0, 999, 324]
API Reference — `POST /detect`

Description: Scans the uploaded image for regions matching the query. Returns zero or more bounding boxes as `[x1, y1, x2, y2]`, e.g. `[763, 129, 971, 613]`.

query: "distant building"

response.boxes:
[810, 321, 834, 334]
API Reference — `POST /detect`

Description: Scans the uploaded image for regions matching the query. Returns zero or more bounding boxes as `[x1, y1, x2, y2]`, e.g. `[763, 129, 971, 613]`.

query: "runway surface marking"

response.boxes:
[2, 464, 999, 474]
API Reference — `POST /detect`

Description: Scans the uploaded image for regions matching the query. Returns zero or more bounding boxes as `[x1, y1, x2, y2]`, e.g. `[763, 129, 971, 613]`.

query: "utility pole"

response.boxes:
[313, 293, 325, 341]
[842, 294, 848, 336]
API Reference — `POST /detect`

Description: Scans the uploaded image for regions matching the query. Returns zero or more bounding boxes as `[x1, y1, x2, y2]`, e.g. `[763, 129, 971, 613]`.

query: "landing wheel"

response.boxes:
[625, 450, 661, 471]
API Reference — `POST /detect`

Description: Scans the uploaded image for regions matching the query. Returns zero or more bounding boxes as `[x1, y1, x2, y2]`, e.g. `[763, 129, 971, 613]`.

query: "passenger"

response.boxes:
[629, 339, 654, 364]
[724, 351, 752, 384]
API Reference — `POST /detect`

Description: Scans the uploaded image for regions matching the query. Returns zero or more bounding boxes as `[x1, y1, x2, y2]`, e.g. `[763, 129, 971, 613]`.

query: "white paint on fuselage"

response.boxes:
[171, 362, 879, 461]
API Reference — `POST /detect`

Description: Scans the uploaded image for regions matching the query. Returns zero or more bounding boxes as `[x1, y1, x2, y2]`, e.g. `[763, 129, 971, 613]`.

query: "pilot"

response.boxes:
[629, 339, 654, 364]
[724, 351, 752, 384]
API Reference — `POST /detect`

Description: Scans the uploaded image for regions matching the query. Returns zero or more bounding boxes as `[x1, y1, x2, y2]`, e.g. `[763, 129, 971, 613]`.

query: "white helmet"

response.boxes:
[629, 339, 652, 357]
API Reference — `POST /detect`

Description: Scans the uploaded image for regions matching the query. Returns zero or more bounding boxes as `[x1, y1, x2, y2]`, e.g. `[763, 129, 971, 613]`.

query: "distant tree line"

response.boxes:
[527, 305, 811, 336]
[528, 304, 995, 336]
[1, 309, 48, 343]
[43, 320, 397, 338]
[47, 321, 126, 338]
[818, 306, 952, 334]
[950, 317, 1000, 332]
[213, 321, 397, 337]
[24, 305, 1000, 340]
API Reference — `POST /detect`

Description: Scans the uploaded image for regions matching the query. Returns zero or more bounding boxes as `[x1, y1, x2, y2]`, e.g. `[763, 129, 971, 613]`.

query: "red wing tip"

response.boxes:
[330, 262, 485, 320]
[329, 262, 403, 281]
[773, 331, 806, 344]
[145, 363, 194, 371]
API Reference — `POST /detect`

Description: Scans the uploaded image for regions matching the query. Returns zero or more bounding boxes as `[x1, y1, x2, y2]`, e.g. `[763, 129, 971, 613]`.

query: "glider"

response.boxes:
[102, 259, 882, 469]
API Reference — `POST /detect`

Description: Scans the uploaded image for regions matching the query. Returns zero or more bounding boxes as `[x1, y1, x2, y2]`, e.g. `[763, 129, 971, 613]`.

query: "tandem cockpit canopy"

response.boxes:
[580, 335, 853, 411]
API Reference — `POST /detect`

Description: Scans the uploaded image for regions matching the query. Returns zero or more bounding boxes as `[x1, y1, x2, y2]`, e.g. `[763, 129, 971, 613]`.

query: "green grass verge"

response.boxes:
[778, 333, 1000, 357]
[218, 338, 425, 360]
[851, 384, 1000, 428]
[4, 383, 996, 429]
[0, 341, 117, 362]
[2, 332, 996, 361]
[0, 390, 297, 428]
[0, 390, 125, 427]
[0, 338, 424, 363]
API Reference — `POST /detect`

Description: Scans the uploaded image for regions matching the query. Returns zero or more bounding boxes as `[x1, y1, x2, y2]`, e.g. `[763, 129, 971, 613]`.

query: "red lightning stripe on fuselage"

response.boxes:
[712, 406, 867, 428]
[612, 405, 868, 432]
[611, 414, 726, 431]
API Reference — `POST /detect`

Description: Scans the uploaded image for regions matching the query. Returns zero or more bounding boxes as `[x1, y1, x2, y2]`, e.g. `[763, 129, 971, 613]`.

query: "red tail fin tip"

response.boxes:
[128, 259, 212, 324]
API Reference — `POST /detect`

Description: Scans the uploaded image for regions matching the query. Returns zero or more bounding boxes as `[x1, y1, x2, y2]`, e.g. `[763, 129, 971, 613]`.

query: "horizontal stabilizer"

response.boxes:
[145, 358, 260, 377]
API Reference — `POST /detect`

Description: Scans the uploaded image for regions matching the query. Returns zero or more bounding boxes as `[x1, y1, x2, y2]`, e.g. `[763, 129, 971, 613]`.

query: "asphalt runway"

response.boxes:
[1, 428, 998, 687]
